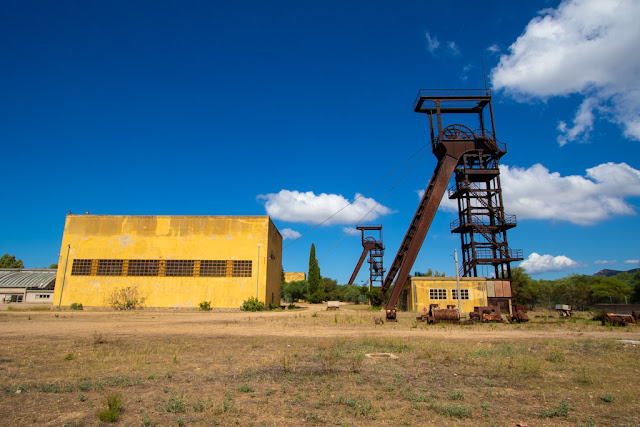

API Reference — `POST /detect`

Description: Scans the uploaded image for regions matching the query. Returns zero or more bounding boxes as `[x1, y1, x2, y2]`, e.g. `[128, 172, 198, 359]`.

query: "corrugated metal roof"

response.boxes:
[0, 269, 56, 289]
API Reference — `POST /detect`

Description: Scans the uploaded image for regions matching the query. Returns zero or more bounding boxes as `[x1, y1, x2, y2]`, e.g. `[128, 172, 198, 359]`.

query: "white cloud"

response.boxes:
[433, 162, 640, 225]
[447, 41, 460, 55]
[557, 96, 597, 145]
[519, 252, 579, 274]
[594, 260, 617, 265]
[491, 0, 640, 142]
[258, 190, 393, 225]
[342, 227, 360, 236]
[624, 259, 639, 265]
[425, 32, 440, 54]
[280, 228, 301, 240]
[460, 64, 472, 81]
[487, 44, 501, 55]
[424, 31, 460, 56]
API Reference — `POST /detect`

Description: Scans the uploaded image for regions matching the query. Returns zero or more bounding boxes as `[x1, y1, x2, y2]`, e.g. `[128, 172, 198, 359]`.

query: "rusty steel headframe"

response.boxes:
[347, 225, 385, 289]
[382, 89, 522, 321]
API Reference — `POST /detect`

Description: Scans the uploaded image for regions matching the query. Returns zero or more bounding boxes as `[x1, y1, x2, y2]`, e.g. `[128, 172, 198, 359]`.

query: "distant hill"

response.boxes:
[593, 268, 639, 277]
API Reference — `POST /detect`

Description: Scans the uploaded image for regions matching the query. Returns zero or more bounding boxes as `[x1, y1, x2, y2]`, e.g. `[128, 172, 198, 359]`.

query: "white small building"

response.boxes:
[0, 269, 56, 304]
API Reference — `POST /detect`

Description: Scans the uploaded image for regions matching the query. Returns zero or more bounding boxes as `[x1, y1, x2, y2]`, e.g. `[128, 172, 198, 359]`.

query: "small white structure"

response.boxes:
[327, 301, 340, 310]
[0, 269, 56, 304]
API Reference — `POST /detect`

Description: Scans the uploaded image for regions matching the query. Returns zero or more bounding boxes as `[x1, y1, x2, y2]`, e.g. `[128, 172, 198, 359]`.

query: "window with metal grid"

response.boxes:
[71, 259, 93, 276]
[165, 260, 194, 277]
[96, 259, 124, 276]
[127, 260, 160, 276]
[199, 260, 227, 277]
[232, 260, 252, 277]
[451, 289, 470, 300]
[429, 288, 447, 300]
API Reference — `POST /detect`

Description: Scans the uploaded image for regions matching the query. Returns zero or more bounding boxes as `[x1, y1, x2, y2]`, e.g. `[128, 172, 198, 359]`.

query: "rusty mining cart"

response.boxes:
[507, 304, 529, 323]
[601, 313, 636, 327]
[416, 304, 460, 324]
[468, 306, 504, 323]
[376, 89, 522, 322]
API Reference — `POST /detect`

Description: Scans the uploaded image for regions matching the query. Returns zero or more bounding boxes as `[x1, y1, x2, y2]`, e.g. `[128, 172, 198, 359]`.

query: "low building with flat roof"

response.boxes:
[53, 215, 282, 309]
[0, 269, 56, 304]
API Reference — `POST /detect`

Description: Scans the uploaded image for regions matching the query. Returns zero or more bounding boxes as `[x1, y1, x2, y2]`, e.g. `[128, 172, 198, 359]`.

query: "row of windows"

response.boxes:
[71, 259, 253, 278]
[429, 288, 470, 300]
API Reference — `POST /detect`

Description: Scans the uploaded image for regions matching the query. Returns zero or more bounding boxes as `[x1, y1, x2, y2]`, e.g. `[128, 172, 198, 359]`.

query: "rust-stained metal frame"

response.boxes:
[381, 89, 521, 321]
[347, 225, 385, 289]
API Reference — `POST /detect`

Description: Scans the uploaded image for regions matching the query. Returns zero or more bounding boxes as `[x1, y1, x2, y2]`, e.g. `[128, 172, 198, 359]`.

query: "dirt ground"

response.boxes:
[1, 304, 639, 426]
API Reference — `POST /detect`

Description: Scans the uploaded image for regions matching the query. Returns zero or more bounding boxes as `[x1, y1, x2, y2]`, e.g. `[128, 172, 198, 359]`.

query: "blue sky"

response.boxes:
[2, 0, 639, 283]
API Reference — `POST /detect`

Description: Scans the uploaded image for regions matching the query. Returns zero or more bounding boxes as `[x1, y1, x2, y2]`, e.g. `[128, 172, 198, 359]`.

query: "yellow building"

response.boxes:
[284, 272, 306, 282]
[400, 277, 512, 316]
[52, 215, 282, 308]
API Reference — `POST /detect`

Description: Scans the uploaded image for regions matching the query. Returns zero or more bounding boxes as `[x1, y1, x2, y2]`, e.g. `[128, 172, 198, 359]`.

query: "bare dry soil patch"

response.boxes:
[1, 304, 639, 426]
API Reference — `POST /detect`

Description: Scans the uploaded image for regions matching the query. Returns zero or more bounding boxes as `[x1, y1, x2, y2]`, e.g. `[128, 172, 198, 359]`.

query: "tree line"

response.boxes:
[510, 267, 640, 310]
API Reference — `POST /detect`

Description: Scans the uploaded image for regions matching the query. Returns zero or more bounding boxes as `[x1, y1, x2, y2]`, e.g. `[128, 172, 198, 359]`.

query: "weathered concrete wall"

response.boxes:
[284, 272, 306, 282]
[53, 215, 282, 308]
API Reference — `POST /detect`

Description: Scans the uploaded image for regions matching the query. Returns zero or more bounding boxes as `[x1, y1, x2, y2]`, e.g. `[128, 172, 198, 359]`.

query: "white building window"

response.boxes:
[429, 288, 447, 300]
[452, 289, 469, 300]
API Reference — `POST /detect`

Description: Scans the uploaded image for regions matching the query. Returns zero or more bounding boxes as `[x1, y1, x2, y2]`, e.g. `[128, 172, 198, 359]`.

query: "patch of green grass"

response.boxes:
[97, 392, 123, 422]
[193, 398, 210, 412]
[38, 383, 59, 393]
[601, 394, 615, 403]
[215, 395, 235, 414]
[64, 353, 74, 361]
[448, 389, 464, 401]
[238, 384, 254, 393]
[429, 402, 473, 419]
[545, 348, 566, 363]
[163, 393, 186, 414]
[141, 415, 155, 426]
[540, 398, 571, 418]
[77, 380, 92, 391]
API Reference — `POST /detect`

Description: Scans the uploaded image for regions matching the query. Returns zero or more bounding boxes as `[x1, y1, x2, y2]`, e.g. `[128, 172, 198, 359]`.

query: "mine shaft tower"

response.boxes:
[347, 225, 385, 289]
[381, 89, 522, 320]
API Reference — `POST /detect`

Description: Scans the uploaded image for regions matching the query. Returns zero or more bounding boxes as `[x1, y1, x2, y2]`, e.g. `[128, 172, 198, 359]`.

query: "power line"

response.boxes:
[317, 146, 430, 263]
[284, 143, 430, 250]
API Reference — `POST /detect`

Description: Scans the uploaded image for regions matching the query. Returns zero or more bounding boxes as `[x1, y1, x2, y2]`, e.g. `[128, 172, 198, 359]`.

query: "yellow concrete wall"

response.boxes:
[264, 217, 283, 307]
[53, 215, 282, 308]
[284, 272, 306, 282]
[406, 277, 488, 316]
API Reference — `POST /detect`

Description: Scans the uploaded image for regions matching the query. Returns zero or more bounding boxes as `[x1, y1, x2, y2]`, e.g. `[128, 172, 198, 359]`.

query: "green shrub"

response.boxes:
[287, 303, 296, 309]
[69, 302, 83, 310]
[240, 297, 266, 312]
[163, 393, 186, 414]
[107, 285, 146, 310]
[540, 398, 571, 418]
[97, 392, 123, 422]
[238, 384, 254, 393]
[199, 301, 211, 311]
[269, 301, 279, 310]
[601, 394, 615, 403]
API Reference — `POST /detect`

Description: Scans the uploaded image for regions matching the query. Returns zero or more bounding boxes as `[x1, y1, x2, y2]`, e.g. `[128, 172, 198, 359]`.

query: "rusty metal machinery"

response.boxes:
[347, 225, 385, 289]
[416, 303, 460, 324]
[507, 304, 529, 323]
[382, 89, 522, 321]
[468, 306, 504, 323]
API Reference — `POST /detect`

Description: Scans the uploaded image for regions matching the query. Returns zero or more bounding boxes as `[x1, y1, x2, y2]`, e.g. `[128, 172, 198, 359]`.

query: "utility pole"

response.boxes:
[57, 244, 70, 310]
[454, 249, 461, 314]
[256, 244, 261, 300]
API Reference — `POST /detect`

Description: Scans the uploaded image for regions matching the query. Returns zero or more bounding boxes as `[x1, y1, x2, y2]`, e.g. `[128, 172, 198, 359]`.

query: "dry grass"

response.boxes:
[0, 306, 639, 425]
